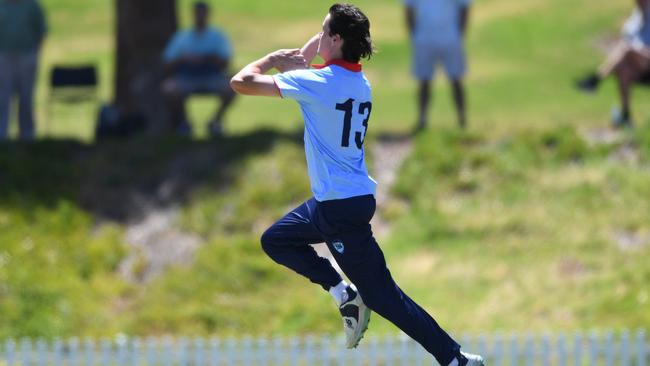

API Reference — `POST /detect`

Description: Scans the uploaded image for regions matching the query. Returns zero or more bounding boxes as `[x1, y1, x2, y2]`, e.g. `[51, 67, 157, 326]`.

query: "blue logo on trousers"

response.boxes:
[332, 241, 345, 254]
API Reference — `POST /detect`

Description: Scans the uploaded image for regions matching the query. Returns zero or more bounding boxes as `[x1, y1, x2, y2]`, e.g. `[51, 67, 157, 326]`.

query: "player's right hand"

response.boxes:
[269, 49, 308, 72]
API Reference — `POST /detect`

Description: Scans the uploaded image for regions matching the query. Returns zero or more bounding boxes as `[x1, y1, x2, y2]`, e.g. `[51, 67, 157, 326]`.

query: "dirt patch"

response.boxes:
[558, 258, 590, 279]
[609, 143, 640, 165]
[613, 229, 650, 252]
[119, 206, 202, 283]
[581, 127, 640, 164]
[582, 127, 625, 146]
[371, 134, 414, 239]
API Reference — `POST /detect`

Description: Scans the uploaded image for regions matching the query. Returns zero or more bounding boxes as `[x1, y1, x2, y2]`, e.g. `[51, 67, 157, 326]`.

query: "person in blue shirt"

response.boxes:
[230, 4, 484, 366]
[0, 0, 47, 141]
[162, 1, 235, 137]
[576, 0, 650, 127]
[404, 0, 471, 131]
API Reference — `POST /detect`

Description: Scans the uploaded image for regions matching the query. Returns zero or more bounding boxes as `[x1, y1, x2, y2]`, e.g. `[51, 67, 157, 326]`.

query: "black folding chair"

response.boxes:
[45, 65, 99, 134]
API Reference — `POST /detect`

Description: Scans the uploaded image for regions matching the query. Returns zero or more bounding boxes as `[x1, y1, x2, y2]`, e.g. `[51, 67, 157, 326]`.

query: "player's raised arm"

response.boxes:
[300, 33, 321, 66]
[230, 49, 307, 97]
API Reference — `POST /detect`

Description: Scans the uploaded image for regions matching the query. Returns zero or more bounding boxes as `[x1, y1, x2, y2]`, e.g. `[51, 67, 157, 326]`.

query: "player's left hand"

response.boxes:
[269, 49, 308, 72]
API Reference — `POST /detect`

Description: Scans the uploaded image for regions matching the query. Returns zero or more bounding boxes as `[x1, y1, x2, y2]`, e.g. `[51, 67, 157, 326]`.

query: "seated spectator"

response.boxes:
[162, 1, 235, 137]
[576, 0, 650, 128]
[0, 0, 47, 141]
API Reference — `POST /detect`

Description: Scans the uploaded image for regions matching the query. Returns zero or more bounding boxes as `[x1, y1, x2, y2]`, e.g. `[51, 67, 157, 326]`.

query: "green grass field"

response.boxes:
[0, 0, 649, 339]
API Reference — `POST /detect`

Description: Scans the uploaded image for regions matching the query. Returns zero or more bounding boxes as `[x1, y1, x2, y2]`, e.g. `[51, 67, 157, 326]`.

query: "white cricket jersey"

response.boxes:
[272, 60, 377, 202]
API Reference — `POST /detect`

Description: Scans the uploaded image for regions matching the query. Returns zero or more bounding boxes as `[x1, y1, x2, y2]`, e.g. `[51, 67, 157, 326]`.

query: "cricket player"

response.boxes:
[230, 4, 484, 365]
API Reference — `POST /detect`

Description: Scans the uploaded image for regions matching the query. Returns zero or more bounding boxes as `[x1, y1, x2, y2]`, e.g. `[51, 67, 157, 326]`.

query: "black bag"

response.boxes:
[95, 104, 146, 140]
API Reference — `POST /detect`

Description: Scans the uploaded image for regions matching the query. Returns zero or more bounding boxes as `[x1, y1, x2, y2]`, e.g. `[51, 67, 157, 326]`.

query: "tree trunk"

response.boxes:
[115, 0, 177, 135]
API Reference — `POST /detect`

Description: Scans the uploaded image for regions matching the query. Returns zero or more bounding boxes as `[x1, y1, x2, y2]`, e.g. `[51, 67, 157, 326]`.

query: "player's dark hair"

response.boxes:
[328, 3, 374, 63]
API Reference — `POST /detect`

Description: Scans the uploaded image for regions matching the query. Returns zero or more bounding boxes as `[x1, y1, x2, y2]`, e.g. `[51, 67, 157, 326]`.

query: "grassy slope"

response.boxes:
[389, 127, 650, 333]
[0, 0, 648, 338]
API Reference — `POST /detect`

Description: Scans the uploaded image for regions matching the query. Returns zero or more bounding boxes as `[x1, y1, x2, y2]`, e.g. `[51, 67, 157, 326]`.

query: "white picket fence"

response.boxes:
[1, 330, 648, 365]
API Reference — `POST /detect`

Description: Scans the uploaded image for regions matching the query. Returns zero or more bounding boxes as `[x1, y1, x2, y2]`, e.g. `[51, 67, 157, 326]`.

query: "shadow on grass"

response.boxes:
[0, 127, 303, 222]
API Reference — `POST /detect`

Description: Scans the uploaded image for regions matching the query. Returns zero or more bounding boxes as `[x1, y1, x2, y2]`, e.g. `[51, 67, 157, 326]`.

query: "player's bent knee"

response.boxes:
[260, 229, 279, 254]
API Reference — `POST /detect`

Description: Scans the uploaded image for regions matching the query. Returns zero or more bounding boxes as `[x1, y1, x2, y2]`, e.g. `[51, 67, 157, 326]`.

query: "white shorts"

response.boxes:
[411, 40, 467, 81]
[628, 37, 650, 54]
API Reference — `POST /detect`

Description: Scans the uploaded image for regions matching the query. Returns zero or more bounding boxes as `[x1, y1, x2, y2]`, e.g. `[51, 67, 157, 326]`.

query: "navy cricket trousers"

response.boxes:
[260, 194, 461, 365]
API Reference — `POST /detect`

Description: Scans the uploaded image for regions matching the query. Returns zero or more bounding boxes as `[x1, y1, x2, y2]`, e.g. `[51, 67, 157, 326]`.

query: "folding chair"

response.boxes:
[45, 65, 99, 135]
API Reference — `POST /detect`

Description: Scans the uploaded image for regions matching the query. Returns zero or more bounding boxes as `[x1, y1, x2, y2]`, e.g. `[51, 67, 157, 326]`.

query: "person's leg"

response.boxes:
[412, 41, 435, 131]
[162, 77, 190, 133]
[612, 48, 649, 125]
[214, 88, 235, 121]
[417, 80, 432, 130]
[16, 50, 39, 141]
[577, 41, 632, 92]
[316, 195, 461, 365]
[260, 198, 343, 291]
[598, 41, 630, 78]
[0, 53, 15, 140]
[201, 74, 236, 137]
[451, 80, 466, 129]
[444, 40, 468, 129]
[615, 67, 634, 124]
[214, 74, 236, 123]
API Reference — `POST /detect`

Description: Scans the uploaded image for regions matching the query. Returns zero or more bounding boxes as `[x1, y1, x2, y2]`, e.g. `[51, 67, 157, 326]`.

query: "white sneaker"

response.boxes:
[338, 285, 371, 349]
[610, 107, 633, 128]
[456, 351, 485, 366]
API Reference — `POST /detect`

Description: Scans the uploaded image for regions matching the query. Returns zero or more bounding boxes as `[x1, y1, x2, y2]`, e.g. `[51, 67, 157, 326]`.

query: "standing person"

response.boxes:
[576, 0, 650, 127]
[162, 1, 236, 137]
[230, 4, 484, 365]
[404, 0, 471, 130]
[0, 0, 47, 141]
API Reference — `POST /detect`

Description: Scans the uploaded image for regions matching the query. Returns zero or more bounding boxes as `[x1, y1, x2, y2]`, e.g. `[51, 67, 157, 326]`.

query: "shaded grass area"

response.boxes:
[0, 129, 301, 220]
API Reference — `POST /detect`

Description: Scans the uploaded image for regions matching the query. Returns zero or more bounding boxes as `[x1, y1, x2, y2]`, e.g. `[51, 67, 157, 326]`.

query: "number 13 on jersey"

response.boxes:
[335, 98, 372, 149]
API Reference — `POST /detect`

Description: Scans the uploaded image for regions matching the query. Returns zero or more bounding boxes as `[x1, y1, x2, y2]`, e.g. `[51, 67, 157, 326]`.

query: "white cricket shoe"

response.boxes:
[610, 107, 633, 128]
[338, 285, 371, 349]
[454, 351, 485, 366]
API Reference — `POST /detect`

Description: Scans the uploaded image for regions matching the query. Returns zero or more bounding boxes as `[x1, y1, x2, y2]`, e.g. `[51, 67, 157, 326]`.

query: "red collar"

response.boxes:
[312, 59, 362, 72]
